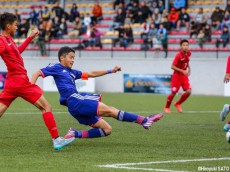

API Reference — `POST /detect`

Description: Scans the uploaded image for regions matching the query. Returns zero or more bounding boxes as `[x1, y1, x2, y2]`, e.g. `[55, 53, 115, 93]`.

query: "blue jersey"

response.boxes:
[40, 63, 84, 105]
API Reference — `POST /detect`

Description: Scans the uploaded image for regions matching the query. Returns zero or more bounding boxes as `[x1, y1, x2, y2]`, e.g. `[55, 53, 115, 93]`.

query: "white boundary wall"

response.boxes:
[0, 56, 227, 96]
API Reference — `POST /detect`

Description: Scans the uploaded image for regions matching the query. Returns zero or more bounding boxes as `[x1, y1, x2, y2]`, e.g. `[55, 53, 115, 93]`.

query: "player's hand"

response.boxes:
[182, 70, 188, 76]
[30, 29, 39, 39]
[224, 74, 230, 83]
[112, 66, 121, 73]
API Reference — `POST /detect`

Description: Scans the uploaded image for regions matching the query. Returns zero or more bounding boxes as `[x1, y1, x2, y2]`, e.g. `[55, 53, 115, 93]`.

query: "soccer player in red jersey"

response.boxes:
[164, 39, 192, 113]
[0, 12, 74, 150]
[220, 56, 230, 135]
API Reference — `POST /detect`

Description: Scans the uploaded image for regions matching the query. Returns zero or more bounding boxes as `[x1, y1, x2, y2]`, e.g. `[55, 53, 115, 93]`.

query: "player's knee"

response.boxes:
[43, 103, 52, 112]
[186, 89, 192, 95]
[104, 126, 112, 136]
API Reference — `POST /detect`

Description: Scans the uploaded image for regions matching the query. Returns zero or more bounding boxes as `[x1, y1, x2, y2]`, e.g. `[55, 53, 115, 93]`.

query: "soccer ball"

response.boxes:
[226, 131, 230, 143]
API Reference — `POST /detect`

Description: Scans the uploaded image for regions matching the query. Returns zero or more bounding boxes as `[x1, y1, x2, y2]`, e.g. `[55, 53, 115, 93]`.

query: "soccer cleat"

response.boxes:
[224, 123, 230, 132]
[220, 104, 229, 121]
[174, 103, 183, 113]
[164, 108, 171, 114]
[53, 136, 75, 150]
[64, 128, 75, 139]
[142, 113, 163, 129]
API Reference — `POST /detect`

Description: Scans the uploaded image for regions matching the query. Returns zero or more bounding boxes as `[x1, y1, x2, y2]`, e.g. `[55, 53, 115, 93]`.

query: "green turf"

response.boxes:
[0, 92, 229, 172]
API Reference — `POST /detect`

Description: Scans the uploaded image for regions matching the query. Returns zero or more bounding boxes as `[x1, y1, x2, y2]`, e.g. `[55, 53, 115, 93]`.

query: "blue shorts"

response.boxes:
[67, 93, 102, 126]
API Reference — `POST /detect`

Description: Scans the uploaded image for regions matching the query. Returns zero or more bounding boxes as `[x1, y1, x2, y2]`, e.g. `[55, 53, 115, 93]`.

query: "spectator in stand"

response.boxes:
[194, 7, 208, 31]
[221, 10, 230, 30]
[45, 19, 53, 42]
[27, 24, 38, 47]
[197, 29, 205, 48]
[59, 17, 67, 38]
[89, 25, 102, 48]
[69, 3, 79, 22]
[189, 21, 197, 38]
[176, 8, 190, 32]
[197, 24, 211, 48]
[18, 18, 30, 38]
[113, 0, 125, 10]
[51, 16, 60, 38]
[112, 8, 125, 30]
[140, 21, 150, 39]
[173, 0, 186, 10]
[128, 1, 140, 23]
[158, 1, 165, 14]
[225, 0, 230, 13]
[68, 16, 83, 38]
[42, 6, 52, 28]
[37, 6, 43, 19]
[91, 1, 103, 24]
[160, 9, 171, 31]
[37, 24, 48, 57]
[29, 7, 38, 25]
[211, 7, 225, 30]
[152, 8, 161, 29]
[83, 13, 92, 33]
[158, 23, 168, 58]
[146, 23, 159, 48]
[14, 9, 21, 24]
[113, 23, 126, 47]
[52, 2, 64, 22]
[84, 13, 92, 27]
[148, 0, 158, 12]
[140, 1, 152, 22]
[168, 8, 179, 29]
[216, 26, 230, 48]
[125, 24, 134, 44]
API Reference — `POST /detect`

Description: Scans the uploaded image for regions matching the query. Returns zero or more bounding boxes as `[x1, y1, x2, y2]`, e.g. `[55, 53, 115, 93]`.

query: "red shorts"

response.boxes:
[171, 74, 191, 94]
[0, 76, 43, 107]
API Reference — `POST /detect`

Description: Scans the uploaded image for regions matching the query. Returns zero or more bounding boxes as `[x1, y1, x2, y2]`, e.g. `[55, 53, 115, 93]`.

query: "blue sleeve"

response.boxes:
[72, 69, 82, 80]
[40, 63, 58, 77]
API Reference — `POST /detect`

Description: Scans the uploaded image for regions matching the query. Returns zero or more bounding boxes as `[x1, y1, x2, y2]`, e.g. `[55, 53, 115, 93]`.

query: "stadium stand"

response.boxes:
[0, 0, 229, 58]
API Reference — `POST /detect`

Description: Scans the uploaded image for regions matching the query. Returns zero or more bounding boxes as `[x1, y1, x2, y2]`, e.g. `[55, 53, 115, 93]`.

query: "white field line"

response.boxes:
[98, 157, 230, 172]
[4, 110, 220, 115]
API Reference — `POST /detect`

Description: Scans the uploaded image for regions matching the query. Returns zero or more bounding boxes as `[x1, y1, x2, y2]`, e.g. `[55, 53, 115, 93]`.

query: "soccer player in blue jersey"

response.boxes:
[31, 46, 163, 140]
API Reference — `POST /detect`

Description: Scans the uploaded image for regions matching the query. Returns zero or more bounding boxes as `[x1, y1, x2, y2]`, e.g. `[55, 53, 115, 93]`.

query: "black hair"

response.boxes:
[180, 39, 189, 46]
[0, 12, 18, 30]
[58, 46, 75, 62]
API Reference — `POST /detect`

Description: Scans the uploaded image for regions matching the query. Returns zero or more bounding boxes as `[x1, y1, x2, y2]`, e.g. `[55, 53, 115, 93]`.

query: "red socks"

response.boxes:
[176, 92, 190, 105]
[42, 112, 59, 139]
[165, 94, 174, 108]
[228, 120, 230, 124]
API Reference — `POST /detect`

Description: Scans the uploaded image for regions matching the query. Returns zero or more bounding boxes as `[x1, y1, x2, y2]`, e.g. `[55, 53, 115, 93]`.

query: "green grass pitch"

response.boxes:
[0, 92, 229, 172]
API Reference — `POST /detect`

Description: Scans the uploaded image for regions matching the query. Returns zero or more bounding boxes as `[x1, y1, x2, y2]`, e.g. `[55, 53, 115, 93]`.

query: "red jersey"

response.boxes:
[226, 56, 230, 73]
[172, 50, 191, 75]
[0, 35, 32, 78]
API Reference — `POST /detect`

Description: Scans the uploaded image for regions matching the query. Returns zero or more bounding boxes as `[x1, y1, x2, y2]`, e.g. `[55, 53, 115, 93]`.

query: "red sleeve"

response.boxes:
[226, 56, 230, 73]
[0, 38, 6, 55]
[172, 53, 180, 66]
[18, 36, 33, 53]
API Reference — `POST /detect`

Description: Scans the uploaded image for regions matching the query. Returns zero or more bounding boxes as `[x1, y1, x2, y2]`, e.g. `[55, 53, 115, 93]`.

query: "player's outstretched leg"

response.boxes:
[116, 110, 163, 129]
[52, 137, 75, 150]
[220, 104, 230, 121]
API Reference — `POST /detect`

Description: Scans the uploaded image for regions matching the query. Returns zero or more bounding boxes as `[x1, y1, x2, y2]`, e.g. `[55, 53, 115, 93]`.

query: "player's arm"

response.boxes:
[30, 70, 43, 84]
[87, 66, 121, 78]
[224, 56, 230, 83]
[171, 65, 188, 75]
[187, 63, 191, 76]
[18, 29, 39, 53]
